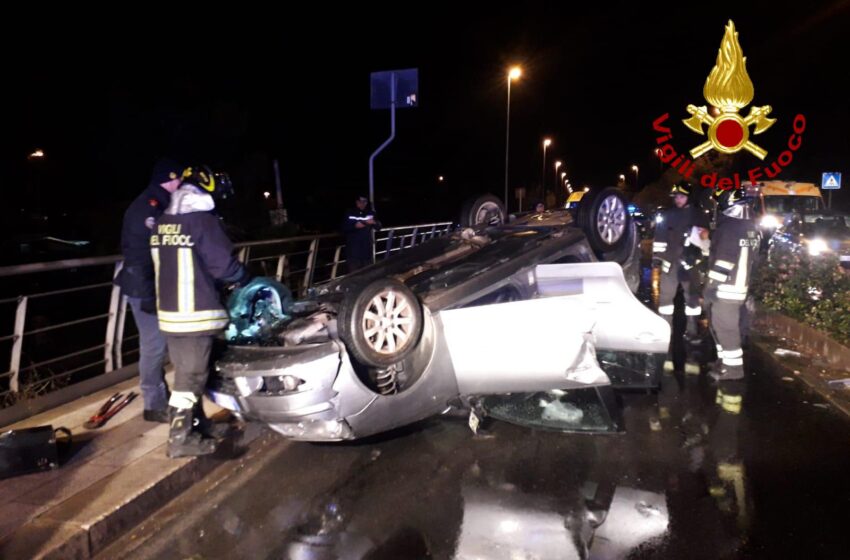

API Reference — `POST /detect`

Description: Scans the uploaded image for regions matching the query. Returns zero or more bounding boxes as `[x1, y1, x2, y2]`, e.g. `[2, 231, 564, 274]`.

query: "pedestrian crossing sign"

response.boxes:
[822, 172, 841, 190]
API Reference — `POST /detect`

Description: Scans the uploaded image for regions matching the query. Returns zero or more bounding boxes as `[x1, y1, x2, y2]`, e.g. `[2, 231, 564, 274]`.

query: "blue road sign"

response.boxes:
[822, 172, 842, 190]
[370, 69, 418, 110]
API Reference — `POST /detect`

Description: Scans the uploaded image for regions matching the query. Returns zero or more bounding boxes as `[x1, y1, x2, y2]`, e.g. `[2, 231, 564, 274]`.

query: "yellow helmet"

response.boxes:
[670, 182, 692, 196]
[182, 165, 234, 199]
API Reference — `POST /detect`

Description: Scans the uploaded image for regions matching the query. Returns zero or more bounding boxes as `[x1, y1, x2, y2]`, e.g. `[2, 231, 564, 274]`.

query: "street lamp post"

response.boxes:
[504, 66, 521, 213]
[631, 164, 639, 190]
[541, 138, 552, 202]
[554, 161, 562, 205]
[27, 149, 46, 210]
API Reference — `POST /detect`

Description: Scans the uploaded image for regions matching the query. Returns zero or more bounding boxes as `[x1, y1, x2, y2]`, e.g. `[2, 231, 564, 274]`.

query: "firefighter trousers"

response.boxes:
[707, 299, 745, 379]
[658, 265, 702, 336]
[166, 335, 214, 396]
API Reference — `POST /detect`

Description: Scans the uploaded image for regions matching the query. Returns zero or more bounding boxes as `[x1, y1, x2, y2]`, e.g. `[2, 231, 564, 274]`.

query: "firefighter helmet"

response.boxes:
[182, 165, 234, 200]
[715, 187, 748, 210]
[670, 182, 692, 196]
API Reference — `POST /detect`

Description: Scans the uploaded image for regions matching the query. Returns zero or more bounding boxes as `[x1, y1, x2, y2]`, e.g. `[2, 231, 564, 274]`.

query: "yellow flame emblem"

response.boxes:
[682, 21, 776, 159]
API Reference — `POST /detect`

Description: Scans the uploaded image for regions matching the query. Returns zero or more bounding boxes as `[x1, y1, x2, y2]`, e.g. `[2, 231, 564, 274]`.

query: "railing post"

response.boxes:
[275, 255, 288, 283]
[238, 246, 250, 264]
[331, 246, 344, 279]
[114, 295, 128, 370]
[104, 262, 123, 373]
[384, 229, 395, 260]
[9, 296, 28, 394]
[302, 238, 319, 296]
[408, 227, 419, 250]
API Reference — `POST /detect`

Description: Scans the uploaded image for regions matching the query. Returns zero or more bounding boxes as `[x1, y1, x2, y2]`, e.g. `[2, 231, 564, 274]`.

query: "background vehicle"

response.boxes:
[744, 180, 825, 240]
[767, 210, 850, 270]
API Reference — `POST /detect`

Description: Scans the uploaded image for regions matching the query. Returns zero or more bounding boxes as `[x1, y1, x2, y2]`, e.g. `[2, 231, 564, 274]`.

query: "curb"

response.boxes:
[0, 423, 271, 560]
[750, 338, 850, 420]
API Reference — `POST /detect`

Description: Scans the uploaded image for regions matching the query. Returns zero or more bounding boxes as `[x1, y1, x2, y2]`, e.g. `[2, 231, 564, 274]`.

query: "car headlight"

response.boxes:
[807, 238, 829, 256]
[760, 215, 780, 229]
[234, 376, 263, 397]
[265, 374, 305, 394]
[655, 214, 664, 224]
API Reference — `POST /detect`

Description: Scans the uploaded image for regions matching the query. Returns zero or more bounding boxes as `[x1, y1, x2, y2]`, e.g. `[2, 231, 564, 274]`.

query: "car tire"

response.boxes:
[338, 278, 424, 368]
[577, 187, 632, 254]
[459, 194, 506, 228]
[598, 222, 640, 289]
[599, 221, 639, 266]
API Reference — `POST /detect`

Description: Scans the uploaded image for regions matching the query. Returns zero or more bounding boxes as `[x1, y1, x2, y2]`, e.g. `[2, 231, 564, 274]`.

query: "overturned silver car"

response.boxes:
[207, 189, 669, 441]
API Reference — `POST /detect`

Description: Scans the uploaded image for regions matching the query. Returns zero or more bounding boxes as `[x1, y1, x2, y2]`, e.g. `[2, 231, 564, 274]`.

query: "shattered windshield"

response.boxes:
[483, 351, 661, 432]
[484, 389, 618, 432]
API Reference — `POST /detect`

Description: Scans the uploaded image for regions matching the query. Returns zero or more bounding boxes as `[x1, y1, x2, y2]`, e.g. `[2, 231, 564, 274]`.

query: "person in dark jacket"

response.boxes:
[653, 183, 706, 372]
[114, 158, 183, 423]
[705, 188, 759, 381]
[152, 165, 249, 457]
[342, 195, 381, 272]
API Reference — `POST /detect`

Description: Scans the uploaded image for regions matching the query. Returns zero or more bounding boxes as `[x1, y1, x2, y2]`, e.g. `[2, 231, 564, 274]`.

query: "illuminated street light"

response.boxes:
[504, 66, 522, 212]
[541, 138, 552, 199]
[553, 161, 563, 202]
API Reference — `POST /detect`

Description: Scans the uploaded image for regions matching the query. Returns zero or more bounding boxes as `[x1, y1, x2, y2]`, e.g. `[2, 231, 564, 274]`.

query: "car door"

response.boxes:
[436, 262, 669, 431]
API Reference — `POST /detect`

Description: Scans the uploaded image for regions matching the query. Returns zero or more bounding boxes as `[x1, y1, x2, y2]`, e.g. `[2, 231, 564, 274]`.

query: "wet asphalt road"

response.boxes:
[103, 348, 850, 560]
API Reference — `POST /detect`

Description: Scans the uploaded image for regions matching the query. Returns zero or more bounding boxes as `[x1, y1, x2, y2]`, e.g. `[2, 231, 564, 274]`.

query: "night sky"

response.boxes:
[3, 1, 849, 256]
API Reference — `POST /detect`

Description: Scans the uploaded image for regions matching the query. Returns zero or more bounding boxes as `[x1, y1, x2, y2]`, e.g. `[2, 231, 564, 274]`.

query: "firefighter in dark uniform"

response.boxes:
[151, 166, 249, 457]
[114, 158, 183, 422]
[653, 183, 705, 371]
[705, 188, 759, 381]
[342, 195, 381, 272]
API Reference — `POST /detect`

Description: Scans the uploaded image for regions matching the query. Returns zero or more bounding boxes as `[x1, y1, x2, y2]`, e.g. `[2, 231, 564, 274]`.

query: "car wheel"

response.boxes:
[338, 278, 424, 368]
[577, 187, 632, 254]
[460, 194, 506, 228]
[599, 221, 639, 268]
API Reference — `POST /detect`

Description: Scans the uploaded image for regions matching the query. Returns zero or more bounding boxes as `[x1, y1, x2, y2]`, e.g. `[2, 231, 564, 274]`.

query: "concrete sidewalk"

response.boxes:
[0, 371, 271, 559]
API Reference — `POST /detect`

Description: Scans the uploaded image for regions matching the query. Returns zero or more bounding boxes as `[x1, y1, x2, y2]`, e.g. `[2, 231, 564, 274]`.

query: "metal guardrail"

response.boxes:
[0, 222, 453, 407]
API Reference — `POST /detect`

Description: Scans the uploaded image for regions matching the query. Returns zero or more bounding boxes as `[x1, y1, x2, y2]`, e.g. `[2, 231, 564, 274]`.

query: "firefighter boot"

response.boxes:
[193, 401, 229, 439]
[167, 406, 217, 458]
